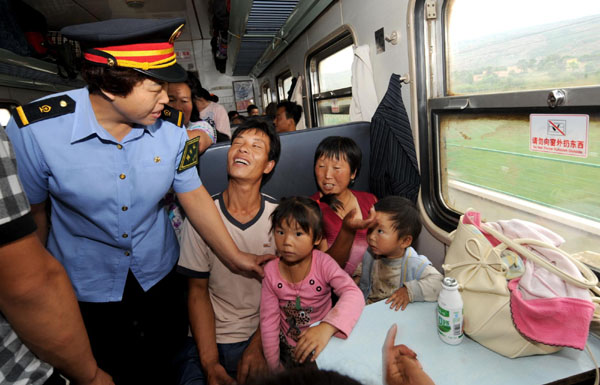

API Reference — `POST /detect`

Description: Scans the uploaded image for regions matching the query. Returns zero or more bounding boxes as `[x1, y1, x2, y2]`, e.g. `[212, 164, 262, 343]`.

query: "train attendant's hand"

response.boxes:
[386, 287, 411, 311]
[294, 322, 337, 363]
[383, 324, 435, 385]
[76, 367, 114, 385]
[235, 252, 276, 280]
[341, 206, 377, 232]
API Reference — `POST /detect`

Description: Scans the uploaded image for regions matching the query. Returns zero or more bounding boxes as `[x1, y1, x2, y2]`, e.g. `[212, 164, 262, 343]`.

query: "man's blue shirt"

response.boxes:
[6, 87, 202, 302]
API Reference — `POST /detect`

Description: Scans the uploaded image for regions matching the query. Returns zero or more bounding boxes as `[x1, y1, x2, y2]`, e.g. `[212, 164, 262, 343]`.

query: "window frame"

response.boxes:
[306, 30, 354, 127]
[276, 70, 293, 102]
[415, 0, 600, 232]
[261, 80, 272, 111]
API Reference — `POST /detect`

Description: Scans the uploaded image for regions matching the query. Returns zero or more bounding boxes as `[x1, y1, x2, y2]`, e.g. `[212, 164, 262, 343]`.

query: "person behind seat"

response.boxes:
[0, 130, 113, 385]
[360, 196, 442, 310]
[247, 104, 260, 116]
[260, 197, 365, 372]
[165, 71, 217, 241]
[6, 18, 271, 385]
[176, 119, 280, 385]
[194, 86, 231, 140]
[167, 70, 216, 151]
[228, 110, 240, 122]
[311, 136, 378, 278]
[265, 102, 278, 117]
[274, 101, 302, 133]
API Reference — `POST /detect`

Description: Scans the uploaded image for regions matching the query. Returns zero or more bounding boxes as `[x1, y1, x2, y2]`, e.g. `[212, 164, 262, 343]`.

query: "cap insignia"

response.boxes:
[169, 24, 185, 44]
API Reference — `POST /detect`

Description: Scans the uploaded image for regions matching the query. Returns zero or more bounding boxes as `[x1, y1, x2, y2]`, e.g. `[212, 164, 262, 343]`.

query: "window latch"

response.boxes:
[547, 89, 565, 109]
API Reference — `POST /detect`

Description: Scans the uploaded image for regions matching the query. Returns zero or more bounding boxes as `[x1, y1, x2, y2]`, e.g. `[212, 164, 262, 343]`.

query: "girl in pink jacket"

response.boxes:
[260, 196, 365, 372]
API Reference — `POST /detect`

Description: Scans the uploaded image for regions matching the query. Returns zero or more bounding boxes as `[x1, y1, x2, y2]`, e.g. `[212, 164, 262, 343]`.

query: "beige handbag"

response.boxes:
[443, 212, 598, 358]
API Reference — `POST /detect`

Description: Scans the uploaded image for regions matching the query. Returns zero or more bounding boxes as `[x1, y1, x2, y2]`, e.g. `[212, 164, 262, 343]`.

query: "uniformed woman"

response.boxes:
[6, 18, 271, 385]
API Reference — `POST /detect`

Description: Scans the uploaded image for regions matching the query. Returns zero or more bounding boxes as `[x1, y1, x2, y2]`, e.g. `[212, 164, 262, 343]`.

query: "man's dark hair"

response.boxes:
[374, 196, 422, 242]
[81, 64, 151, 97]
[265, 102, 277, 116]
[270, 196, 323, 242]
[247, 367, 362, 385]
[247, 104, 259, 114]
[231, 119, 280, 184]
[228, 110, 240, 120]
[277, 101, 302, 124]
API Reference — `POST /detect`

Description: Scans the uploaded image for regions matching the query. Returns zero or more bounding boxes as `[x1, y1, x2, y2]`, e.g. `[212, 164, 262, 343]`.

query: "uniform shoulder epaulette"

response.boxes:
[11, 95, 76, 128]
[177, 136, 200, 173]
[160, 105, 183, 127]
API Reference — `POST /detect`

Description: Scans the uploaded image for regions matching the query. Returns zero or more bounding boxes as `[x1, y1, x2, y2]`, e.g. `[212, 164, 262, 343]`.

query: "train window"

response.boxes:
[446, 0, 600, 95]
[307, 32, 354, 127]
[0, 103, 17, 128]
[261, 81, 272, 111]
[0, 109, 10, 128]
[276, 70, 292, 101]
[415, 0, 600, 252]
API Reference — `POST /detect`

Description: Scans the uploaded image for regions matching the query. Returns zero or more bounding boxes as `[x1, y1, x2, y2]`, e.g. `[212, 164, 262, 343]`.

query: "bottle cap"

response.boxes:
[442, 277, 458, 288]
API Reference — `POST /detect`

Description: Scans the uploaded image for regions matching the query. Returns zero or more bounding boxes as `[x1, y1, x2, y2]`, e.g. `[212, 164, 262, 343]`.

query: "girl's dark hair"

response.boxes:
[270, 196, 323, 242]
[231, 119, 281, 185]
[374, 196, 422, 241]
[313, 136, 362, 212]
[81, 64, 151, 97]
[195, 86, 219, 102]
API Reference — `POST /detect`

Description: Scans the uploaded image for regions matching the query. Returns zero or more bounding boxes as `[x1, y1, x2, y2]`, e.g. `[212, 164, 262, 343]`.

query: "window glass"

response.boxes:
[446, 0, 600, 95]
[318, 45, 353, 92]
[262, 84, 271, 110]
[0, 109, 10, 127]
[282, 76, 293, 99]
[316, 97, 352, 126]
[439, 112, 600, 251]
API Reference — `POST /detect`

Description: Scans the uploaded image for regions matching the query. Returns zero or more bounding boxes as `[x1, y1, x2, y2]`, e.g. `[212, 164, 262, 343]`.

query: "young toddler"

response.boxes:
[260, 196, 365, 372]
[359, 196, 443, 310]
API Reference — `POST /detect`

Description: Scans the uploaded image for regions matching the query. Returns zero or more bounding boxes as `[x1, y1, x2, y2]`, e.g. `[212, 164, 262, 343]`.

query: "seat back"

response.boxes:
[198, 122, 371, 199]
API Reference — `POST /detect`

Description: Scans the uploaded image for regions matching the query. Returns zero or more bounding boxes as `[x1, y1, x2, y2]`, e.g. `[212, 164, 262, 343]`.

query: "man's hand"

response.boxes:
[75, 368, 114, 385]
[206, 362, 236, 385]
[383, 324, 435, 385]
[236, 337, 268, 384]
[341, 207, 376, 232]
[386, 287, 411, 311]
[231, 252, 276, 281]
[294, 322, 337, 363]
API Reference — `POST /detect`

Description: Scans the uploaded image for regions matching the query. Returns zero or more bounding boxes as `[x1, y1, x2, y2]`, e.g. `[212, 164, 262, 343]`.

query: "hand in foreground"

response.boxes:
[342, 207, 376, 232]
[232, 252, 276, 281]
[206, 362, 237, 385]
[294, 322, 337, 363]
[75, 367, 114, 385]
[383, 324, 435, 385]
[386, 287, 411, 311]
[237, 337, 268, 384]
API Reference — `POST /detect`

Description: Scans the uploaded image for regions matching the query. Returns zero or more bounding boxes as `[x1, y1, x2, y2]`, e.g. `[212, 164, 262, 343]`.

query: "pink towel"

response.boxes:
[509, 278, 595, 350]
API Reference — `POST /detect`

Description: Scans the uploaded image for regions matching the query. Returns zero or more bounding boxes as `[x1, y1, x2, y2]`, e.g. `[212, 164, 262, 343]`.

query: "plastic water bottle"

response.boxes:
[437, 277, 464, 345]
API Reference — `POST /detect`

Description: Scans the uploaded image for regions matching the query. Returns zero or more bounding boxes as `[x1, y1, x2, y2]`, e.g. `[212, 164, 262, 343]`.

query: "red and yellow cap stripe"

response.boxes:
[84, 42, 177, 70]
